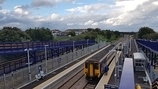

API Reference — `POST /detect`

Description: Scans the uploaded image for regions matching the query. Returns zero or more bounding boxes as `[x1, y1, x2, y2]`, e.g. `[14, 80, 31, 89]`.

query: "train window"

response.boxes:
[85, 63, 88, 68]
[135, 60, 138, 62]
[94, 63, 98, 69]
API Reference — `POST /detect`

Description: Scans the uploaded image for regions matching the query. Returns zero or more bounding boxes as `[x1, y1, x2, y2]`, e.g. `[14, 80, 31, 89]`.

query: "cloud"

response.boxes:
[105, 0, 158, 27]
[14, 5, 30, 16]
[0, 0, 5, 4]
[66, 3, 110, 14]
[31, 0, 75, 7]
[0, 0, 158, 32]
[51, 13, 62, 20]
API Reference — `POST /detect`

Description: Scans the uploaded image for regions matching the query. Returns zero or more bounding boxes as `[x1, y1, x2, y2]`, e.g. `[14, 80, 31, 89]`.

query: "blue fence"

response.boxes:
[0, 40, 96, 54]
[0, 40, 96, 75]
[136, 39, 158, 53]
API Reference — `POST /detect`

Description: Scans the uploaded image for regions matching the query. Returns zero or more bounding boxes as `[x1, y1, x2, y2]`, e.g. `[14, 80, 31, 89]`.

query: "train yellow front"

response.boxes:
[84, 51, 115, 80]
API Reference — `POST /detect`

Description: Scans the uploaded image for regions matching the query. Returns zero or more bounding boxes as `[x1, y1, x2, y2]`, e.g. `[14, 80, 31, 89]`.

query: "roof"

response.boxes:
[85, 58, 99, 62]
[133, 52, 146, 60]
[119, 58, 135, 89]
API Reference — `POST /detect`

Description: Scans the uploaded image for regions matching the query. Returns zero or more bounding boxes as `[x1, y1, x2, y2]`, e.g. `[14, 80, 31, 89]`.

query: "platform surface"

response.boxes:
[95, 52, 122, 89]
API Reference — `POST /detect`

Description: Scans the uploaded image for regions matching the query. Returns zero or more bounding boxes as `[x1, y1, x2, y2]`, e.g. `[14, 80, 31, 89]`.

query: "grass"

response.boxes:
[54, 36, 71, 41]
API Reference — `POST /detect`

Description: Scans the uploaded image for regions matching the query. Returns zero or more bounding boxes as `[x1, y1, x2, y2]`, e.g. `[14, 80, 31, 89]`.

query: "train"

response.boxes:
[84, 42, 122, 80]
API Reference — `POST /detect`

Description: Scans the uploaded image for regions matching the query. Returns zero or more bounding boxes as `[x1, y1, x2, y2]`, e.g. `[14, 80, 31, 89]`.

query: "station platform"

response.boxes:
[95, 51, 122, 89]
[19, 44, 110, 89]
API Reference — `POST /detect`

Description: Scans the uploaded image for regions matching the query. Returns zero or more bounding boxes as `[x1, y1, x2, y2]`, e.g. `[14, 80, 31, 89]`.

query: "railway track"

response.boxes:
[58, 67, 97, 89]
[57, 38, 125, 89]
[58, 48, 117, 89]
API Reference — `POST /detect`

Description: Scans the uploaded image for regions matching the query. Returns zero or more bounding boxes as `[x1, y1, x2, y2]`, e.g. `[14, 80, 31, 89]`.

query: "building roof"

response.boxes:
[119, 58, 135, 89]
[133, 52, 146, 60]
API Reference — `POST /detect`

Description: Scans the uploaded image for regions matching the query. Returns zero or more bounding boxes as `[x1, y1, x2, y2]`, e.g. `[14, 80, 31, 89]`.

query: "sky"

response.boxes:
[0, 0, 158, 32]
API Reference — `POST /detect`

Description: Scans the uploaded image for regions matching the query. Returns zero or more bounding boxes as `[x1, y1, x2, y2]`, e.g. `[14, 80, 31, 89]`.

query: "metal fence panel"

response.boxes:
[41, 62, 46, 74]
[77, 49, 82, 57]
[0, 76, 4, 89]
[63, 54, 68, 65]
[30, 65, 37, 81]
[67, 53, 73, 62]
[5, 74, 12, 89]
[53, 58, 58, 69]
[60, 55, 66, 66]
[22, 68, 29, 84]
[83, 48, 86, 55]
[13, 70, 23, 88]
[47, 59, 54, 73]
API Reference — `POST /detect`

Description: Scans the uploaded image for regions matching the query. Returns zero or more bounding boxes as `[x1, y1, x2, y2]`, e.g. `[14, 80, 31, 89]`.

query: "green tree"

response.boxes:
[138, 27, 155, 39]
[106, 30, 112, 39]
[142, 33, 158, 40]
[94, 28, 101, 32]
[0, 27, 31, 42]
[25, 27, 53, 41]
[87, 28, 94, 32]
[67, 31, 76, 36]
[114, 31, 120, 38]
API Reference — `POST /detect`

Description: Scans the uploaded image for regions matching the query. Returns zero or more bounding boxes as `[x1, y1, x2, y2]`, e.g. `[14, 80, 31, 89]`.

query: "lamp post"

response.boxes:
[44, 45, 49, 74]
[87, 39, 89, 47]
[24, 48, 32, 82]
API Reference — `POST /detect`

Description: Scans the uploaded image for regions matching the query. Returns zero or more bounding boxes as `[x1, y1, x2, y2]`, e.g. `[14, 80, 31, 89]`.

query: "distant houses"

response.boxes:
[51, 29, 88, 37]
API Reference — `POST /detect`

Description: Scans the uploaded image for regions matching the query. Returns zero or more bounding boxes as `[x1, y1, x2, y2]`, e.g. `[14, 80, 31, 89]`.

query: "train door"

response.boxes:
[87, 62, 94, 77]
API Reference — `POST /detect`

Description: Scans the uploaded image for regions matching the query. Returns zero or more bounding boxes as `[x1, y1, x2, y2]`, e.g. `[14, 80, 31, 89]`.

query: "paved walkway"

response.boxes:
[95, 52, 122, 89]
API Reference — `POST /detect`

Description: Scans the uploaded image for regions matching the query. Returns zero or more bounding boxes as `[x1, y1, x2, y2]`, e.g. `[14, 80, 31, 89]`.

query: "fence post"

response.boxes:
[12, 71, 14, 88]
[3, 74, 6, 89]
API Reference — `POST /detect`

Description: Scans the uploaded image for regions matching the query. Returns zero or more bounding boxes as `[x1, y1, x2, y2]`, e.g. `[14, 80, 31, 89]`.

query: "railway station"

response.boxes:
[0, 0, 157, 89]
[0, 35, 158, 89]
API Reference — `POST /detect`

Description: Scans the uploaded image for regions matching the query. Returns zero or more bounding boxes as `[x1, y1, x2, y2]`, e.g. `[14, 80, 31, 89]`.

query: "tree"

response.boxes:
[94, 28, 101, 32]
[67, 31, 76, 36]
[0, 27, 31, 42]
[142, 33, 158, 40]
[87, 28, 94, 32]
[114, 31, 120, 38]
[138, 27, 155, 39]
[25, 27, 53, 41]
[106, 30, 112, 39]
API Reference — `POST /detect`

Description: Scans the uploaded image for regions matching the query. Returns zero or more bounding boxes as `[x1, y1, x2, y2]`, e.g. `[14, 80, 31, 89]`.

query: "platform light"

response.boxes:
[24, 48, 32, 82]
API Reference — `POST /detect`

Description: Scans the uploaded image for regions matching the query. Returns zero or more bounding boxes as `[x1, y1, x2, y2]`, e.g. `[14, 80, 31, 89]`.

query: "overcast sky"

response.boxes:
[0, 0, 158, 32]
